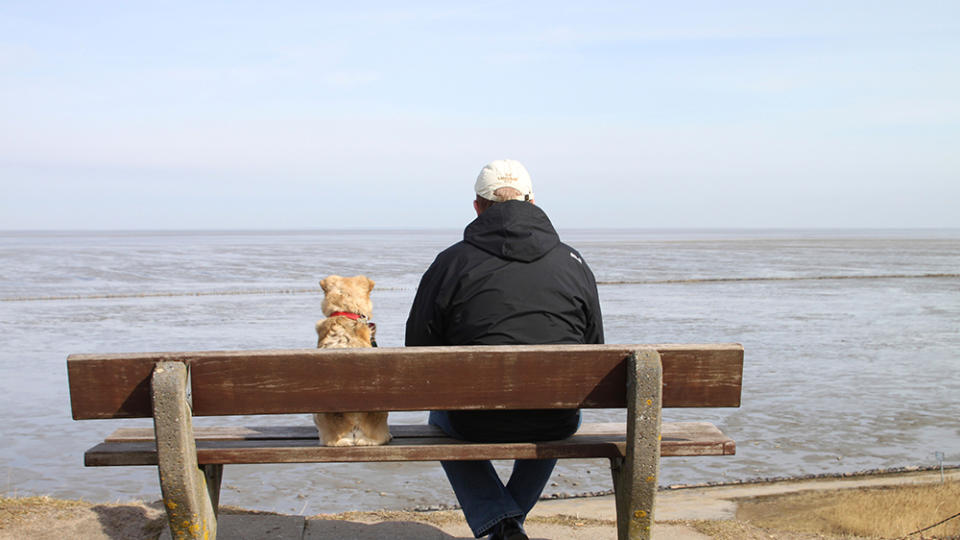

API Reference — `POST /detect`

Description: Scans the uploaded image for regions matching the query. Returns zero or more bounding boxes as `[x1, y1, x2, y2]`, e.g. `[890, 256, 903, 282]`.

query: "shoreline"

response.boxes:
[404, 464, 959, 513]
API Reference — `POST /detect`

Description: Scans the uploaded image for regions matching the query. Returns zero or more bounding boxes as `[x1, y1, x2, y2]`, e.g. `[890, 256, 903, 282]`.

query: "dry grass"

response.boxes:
[0, 495, 166, 539]
[0, 495, 88, 527]
[684, 518, 867, 539]
[736, 480, 960, 539]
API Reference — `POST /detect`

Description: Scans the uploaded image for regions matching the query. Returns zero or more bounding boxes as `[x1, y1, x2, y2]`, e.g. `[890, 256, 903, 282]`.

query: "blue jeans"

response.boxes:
[429, 410, 578, 538]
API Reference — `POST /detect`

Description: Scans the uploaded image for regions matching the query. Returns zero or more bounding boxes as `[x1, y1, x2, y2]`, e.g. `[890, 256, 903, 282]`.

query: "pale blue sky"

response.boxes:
[2, 1, 958, 230]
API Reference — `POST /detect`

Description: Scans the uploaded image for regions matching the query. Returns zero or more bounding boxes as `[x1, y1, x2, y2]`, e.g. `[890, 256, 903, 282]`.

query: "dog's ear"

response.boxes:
[365, 277, 375, 293]
[319, 275, 341, 293]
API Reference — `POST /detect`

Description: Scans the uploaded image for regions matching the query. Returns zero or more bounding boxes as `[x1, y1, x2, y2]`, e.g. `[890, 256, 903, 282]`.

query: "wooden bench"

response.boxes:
[68, 343, 743, 540]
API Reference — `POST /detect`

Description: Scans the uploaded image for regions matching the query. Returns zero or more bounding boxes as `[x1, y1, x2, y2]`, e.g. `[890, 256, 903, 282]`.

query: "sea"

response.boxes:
[0, 228, 957, 515]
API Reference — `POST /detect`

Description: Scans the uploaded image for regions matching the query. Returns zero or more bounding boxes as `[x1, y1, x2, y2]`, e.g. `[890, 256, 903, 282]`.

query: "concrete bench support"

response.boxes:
[611, 349, 662, 540]
[151, 362, 220, 540]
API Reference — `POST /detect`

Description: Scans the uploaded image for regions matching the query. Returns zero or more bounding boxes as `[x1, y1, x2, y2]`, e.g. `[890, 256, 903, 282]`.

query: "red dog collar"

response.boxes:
[328, 311, 366, 320]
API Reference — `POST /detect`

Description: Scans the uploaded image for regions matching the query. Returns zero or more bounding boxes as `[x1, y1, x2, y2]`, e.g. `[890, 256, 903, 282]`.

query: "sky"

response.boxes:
[1, 1, 958, 230]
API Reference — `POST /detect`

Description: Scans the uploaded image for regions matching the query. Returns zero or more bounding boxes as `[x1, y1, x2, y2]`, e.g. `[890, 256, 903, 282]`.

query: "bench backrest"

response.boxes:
[68, 344, 743, 420]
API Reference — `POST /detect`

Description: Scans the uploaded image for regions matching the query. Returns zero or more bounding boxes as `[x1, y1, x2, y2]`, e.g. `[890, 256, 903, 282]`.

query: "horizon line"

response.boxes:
[3, 226, 960, 234]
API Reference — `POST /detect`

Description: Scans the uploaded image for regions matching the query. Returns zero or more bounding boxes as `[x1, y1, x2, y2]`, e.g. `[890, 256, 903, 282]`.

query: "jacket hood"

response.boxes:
[463, 201, 560, 262]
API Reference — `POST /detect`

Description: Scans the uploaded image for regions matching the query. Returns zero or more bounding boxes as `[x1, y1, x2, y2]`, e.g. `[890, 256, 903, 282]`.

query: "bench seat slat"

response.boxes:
[104, 422, 639, 442]
[86, 422, 735, 466]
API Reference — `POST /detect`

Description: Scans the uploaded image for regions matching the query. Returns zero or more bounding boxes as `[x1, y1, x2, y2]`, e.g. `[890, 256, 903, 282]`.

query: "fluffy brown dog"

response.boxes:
[313, 275, 391, 447]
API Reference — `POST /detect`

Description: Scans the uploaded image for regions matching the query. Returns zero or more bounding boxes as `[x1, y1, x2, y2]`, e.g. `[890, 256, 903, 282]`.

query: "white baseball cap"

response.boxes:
[474, 159, 534, 202]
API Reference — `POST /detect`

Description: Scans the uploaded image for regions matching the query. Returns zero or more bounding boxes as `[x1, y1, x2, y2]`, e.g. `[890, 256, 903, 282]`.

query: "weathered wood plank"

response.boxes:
[85, 421, 734, 466]
[68, 344, 743, 419]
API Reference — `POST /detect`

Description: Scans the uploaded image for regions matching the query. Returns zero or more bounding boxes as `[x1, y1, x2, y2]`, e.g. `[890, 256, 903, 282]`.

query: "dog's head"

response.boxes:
[319, 275, 375, 318]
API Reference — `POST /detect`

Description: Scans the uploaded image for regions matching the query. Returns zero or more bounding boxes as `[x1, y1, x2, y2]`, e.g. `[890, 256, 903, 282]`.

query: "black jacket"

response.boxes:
[405, 201, 604, 441]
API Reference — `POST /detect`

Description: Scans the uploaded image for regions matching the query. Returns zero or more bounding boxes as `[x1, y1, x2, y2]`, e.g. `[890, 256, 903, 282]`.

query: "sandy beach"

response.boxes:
[2, 467, 957, 539]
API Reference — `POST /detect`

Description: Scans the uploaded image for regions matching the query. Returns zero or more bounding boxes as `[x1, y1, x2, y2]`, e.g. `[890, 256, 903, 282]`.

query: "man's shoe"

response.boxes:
[497, 517, 528, 540]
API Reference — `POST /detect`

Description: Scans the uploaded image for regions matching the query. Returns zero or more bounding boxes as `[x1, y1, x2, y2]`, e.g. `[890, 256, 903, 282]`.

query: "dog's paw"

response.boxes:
[319, 437, 358, 447]
[353, 438, 378, 446]
[354, 434, 391, 446]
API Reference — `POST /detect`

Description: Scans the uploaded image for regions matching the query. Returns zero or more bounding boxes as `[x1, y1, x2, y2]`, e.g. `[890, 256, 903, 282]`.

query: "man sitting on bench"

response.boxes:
[405, 159, 604, 540]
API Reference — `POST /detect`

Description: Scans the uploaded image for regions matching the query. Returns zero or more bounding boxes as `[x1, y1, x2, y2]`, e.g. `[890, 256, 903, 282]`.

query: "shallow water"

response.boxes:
[1, 229, 957, 514]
